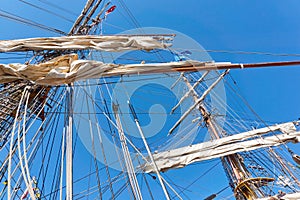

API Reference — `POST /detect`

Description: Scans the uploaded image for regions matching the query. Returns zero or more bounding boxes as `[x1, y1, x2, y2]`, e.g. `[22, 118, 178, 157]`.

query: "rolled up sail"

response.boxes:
[0, 35, 173, 52]
[141, 122, 299, 173]
[0, 54, 219, 85]
[2, 53, 300, 85]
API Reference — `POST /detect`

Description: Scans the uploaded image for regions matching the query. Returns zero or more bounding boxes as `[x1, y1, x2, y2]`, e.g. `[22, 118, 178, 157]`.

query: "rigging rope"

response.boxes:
[87, 94, 103, 199]
[7, 86, 27, 200]
[8, 88, 65, 199]
[0, 9, 67, 35]
[113, 104, 143, 200]
[37, 0, 78, 16]
[128, 102, 173, 200]
[172, 47, 300, 58]
[117, 0, 142, 30]
[17, 0, 74, 23]
[225, 73, 299, 154]
[20, 88, 37, 200]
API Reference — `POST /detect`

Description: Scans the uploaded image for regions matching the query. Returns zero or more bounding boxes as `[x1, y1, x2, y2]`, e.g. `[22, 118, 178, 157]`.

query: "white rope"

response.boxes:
[128, 101, 172, 200]
[10, 88, 67, 198]
[160, 176, 183, 200]
[21, 88, 37, 200]
[7, 86, 27, 200]
[60, 127, 65, 200]
[114, 105, 143, 200]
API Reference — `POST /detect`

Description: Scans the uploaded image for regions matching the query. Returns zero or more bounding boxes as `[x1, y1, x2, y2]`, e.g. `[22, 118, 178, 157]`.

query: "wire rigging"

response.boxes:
[17, 0, 74, 23]
[0, 9, 67, 35]
[37, 0, 78, 16]
[172, 47, 300, 58]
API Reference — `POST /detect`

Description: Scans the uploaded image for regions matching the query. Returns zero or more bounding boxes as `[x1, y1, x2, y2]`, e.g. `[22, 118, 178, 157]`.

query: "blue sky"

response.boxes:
[1, 0, 300, 199]
[1, 0, 300, 123]
[118, 0, 300, 126]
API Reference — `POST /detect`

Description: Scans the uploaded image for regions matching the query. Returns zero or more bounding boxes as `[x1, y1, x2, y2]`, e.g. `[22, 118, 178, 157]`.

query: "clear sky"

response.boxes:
[1, 0, 300, 199]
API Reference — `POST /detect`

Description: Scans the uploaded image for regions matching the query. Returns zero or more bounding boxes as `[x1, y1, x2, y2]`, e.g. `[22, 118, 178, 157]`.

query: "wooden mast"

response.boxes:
[181, 71, 273, 200]
[64, 1, 105, 199]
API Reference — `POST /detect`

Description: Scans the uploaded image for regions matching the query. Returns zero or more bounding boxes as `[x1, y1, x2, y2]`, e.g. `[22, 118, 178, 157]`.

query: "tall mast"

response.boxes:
[65, 1, 106, 198]
[65, 84, 73, 200]
[181, 71, 273, 200]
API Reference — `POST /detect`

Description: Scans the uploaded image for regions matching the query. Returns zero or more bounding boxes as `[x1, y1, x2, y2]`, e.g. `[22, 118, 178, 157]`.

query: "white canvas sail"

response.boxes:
[0, 35, 172, 52]
[142, 122, 299, 173]
[0, 54, 231, 85]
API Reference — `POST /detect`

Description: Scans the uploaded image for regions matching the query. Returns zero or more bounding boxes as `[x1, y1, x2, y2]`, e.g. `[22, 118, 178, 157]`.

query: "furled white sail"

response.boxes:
[0, 35, 172, 52]
[142, 122, 299, 173]
[3, 52, 300, 86]
[0, 54, 228, 85]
